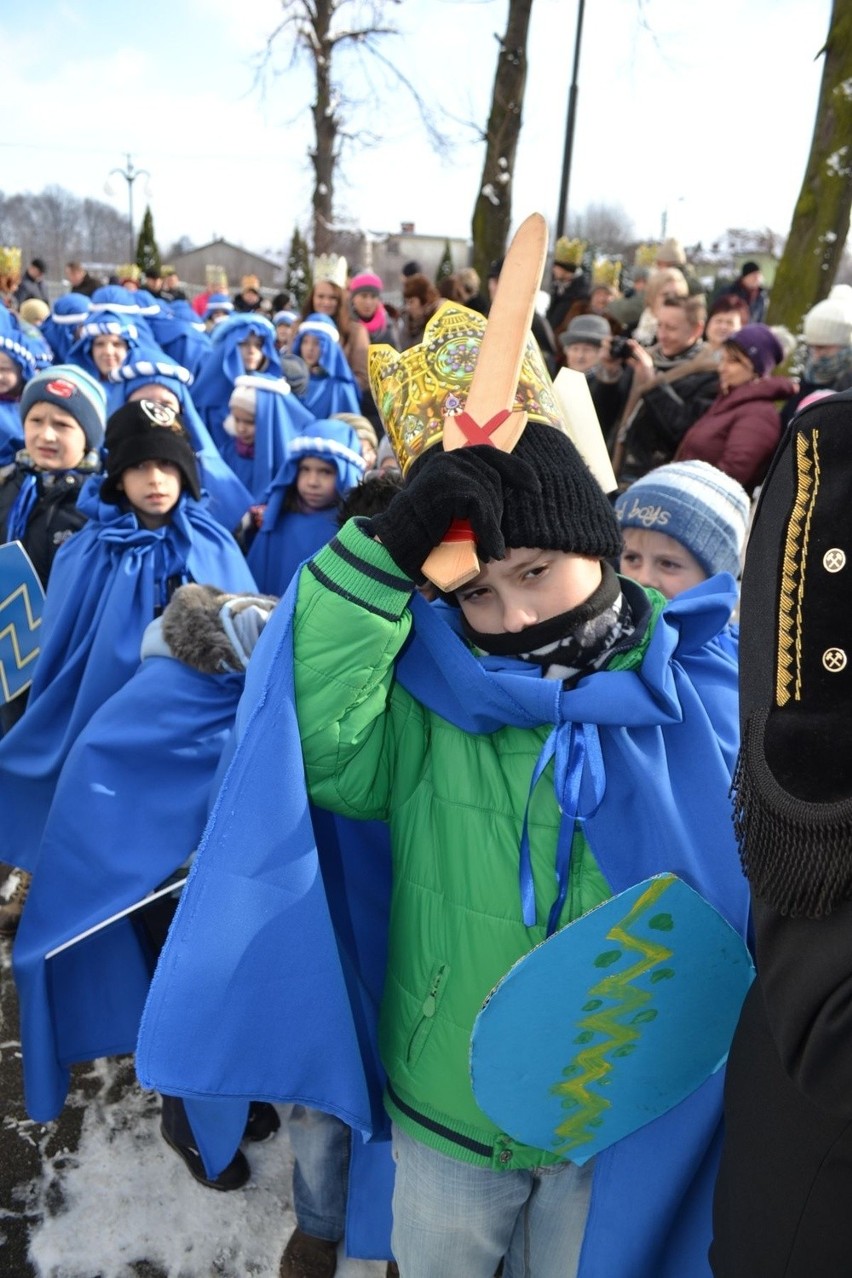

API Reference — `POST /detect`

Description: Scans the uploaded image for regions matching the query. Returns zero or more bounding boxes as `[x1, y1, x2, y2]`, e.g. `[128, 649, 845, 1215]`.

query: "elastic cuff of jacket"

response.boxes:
[308, 516, 415, 618]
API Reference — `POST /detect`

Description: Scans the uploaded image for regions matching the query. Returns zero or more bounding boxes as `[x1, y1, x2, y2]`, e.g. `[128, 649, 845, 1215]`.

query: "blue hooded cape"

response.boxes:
[246, 418, 366, 595]
[0, 321, 42, 463]
[12, 653, 246, 1121]
[0, 479, 256, 872]
[138, 299, 212, 380]
[291, 314, 361, 418]
[190, 314, 283, 447]
[40, 293, 92, 363]
[67, 312, 166, 416]
[110, 358, 252, 532]
[136, 564, 748, 1277]
[219, 373, 316, 503]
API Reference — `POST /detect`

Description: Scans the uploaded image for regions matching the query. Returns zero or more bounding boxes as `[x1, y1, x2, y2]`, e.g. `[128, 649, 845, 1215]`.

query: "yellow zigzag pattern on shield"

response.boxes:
[0, 581, 42, 702]
[550, 876, 675, 1157]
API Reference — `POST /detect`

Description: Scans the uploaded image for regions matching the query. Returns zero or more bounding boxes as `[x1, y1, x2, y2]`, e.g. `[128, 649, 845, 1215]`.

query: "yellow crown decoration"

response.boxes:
[0, 246, 22, 293]
[592, 258, 622, 289]
[313, 253, 348, 290]
[633, 243, 657, 269]
[553, 237, 586, 269]
[205, 264, 228, 290]
[367, 302, 563, 476]
[117, 263, 142, 283]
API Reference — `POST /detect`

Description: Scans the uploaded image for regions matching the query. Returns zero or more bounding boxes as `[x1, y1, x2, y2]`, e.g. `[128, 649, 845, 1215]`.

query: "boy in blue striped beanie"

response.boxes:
[615, 459, 750, 599]
[1, 365, 106, 588]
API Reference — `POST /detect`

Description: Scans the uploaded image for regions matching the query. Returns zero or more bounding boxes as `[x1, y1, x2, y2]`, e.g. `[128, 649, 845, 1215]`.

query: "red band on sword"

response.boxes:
[455, 408, 512, 447]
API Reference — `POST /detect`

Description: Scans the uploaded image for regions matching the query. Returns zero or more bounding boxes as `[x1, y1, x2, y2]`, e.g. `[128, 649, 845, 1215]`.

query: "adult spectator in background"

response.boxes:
[591, 294, 719, 485]
[780, 285, 852, 426]
[399, 273, 441, 350]
[559, 313, 611, 373]
[15, 258, 49, 307]
[546, 237, 589, 341]
[720, 261, 768, 323]
[632, 267, 690, 347]
[160, 267, 185, 302]
[233, 275, 264, 314]
[704, 294, 750, 352]
[437, 274, 463, 302]
[675, 324, 796, 495]
[606, 267, 649, 336]
[144, 267, 163, 297]
[456, 266, 488, 315]
[65, 261, 101, 298]
[350, 272, 398, 347]
[655, 238, 704, 296]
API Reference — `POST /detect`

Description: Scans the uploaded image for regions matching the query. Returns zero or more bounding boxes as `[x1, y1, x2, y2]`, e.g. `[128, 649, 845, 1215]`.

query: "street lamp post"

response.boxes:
[555, 0, 586, 239]
[108, 154, 150, 262]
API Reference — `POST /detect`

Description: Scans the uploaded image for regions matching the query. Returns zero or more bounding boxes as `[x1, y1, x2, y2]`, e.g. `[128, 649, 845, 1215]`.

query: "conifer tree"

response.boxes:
[435, 240, 454, 283]
[135, 205, 161, 277]
[286, 226, 312, 306]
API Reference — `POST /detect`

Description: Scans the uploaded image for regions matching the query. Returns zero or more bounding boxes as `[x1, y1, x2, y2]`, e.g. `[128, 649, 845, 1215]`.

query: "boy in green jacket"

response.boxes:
[283, 305, 748, 1277]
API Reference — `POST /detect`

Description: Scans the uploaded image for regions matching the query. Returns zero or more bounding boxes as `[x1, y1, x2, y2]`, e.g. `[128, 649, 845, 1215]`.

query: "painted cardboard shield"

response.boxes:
[0, 540, 45, 703]
[470, 874, 754, 1165]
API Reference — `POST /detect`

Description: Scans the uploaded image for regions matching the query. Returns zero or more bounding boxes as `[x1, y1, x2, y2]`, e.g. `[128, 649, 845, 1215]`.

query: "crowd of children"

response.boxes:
[0, 239, 849, 1278]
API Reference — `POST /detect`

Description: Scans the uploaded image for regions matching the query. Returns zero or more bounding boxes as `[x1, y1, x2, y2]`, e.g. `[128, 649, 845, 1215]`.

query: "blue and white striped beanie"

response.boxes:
[614, 460, 750, 579]
[20, 364, 108, 451]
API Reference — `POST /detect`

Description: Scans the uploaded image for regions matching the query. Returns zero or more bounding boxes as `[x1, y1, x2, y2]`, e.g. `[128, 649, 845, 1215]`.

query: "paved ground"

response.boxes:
[0, 938, 386, 1278]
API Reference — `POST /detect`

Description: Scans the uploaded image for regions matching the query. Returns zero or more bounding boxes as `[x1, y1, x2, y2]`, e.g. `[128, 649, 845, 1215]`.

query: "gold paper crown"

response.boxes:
[553, 237, 586, 268]
[633, 243, 657, 269]
[205, 264, 228, 289]
[0, 246, 21, 292]
[592, 258, 622, 289]
[313, 253, 348, 289]
[117, 263, 141, 283]
[367, 302, 564, 476]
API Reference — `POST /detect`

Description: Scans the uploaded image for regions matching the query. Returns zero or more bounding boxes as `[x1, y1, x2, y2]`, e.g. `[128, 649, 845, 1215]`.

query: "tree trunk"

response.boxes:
[471, 0, 534, 284]
[768, 0, 852, 331]
[310, 0, 337, 255]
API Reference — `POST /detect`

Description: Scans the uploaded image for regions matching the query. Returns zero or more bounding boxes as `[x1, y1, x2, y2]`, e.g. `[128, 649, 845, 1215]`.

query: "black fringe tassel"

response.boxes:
[731, 708, 852, 918]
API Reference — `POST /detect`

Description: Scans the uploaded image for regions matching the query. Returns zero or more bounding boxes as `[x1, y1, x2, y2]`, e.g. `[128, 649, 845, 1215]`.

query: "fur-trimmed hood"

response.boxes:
[141, 583, 278, 673]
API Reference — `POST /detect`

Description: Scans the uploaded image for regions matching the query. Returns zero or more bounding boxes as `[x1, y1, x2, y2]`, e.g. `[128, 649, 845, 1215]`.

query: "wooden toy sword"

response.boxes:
[421, 211, 548, 592]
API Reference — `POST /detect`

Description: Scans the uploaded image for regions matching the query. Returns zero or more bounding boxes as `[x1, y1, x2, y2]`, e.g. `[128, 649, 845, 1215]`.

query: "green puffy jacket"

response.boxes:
[294, 518, 657, 1170]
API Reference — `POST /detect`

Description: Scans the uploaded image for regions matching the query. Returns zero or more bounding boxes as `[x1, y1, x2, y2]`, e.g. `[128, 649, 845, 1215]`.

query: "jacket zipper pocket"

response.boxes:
[406, 962, 449, 1067]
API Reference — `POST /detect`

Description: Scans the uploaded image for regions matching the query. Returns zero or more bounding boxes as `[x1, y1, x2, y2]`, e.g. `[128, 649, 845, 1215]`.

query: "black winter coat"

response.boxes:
[0, 459, 97, 587]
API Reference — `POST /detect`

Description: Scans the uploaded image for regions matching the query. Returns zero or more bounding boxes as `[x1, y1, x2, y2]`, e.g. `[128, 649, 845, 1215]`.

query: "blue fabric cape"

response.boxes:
[67, 313, 165, 417]
[142, 303, 212, 381]
[190, 315, 282, 448]
[112, 361, 252, 532]
[218, 377, 316, 503]
[0, 480, 256, 872]
[246, 418, 365, 595]
[40, 294, 92, 363]
[12, 655, 246, 1121]
[136, 570, 747, 1277]
[291, 314, 361, 417]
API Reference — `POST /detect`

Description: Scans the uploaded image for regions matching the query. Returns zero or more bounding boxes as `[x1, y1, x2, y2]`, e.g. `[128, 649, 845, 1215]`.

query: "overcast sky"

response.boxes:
[0, 0, 835, 261]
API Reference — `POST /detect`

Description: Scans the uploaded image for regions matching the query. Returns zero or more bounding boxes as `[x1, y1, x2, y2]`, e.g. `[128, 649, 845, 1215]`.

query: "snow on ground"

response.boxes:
[16, 1054, 385, 1278]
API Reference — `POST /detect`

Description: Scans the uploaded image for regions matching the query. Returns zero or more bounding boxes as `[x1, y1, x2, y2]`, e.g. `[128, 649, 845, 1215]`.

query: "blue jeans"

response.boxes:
[390, 1124, 593, 1278]
[289, 1106, 351, 1242]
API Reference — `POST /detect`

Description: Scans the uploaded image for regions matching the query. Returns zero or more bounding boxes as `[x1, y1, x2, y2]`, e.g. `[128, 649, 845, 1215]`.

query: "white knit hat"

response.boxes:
[803, 285, 852, 347]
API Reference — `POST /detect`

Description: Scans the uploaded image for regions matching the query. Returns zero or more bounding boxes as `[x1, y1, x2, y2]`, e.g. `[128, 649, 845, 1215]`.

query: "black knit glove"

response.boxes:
[370, 446, 541, 583]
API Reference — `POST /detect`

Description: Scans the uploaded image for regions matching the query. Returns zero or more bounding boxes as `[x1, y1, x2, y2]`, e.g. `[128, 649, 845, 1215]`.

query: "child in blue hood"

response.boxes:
[291, 313, 361, 418]
[246, 416, 365, 595]
[0, 398, 256, 881]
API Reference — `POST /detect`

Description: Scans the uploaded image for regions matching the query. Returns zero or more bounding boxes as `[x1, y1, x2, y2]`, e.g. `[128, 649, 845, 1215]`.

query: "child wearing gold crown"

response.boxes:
[137, 242, 752, 1275]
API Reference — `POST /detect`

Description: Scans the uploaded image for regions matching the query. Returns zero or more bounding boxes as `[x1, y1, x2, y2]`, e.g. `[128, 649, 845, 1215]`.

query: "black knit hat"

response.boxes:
[102, 399, 201, 505]
[499, 420, 622, 558]
[732, 388, 852, 917]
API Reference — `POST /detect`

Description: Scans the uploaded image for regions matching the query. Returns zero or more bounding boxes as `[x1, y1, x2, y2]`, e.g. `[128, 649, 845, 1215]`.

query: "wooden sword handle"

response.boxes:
[422, 212, 548, 591]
